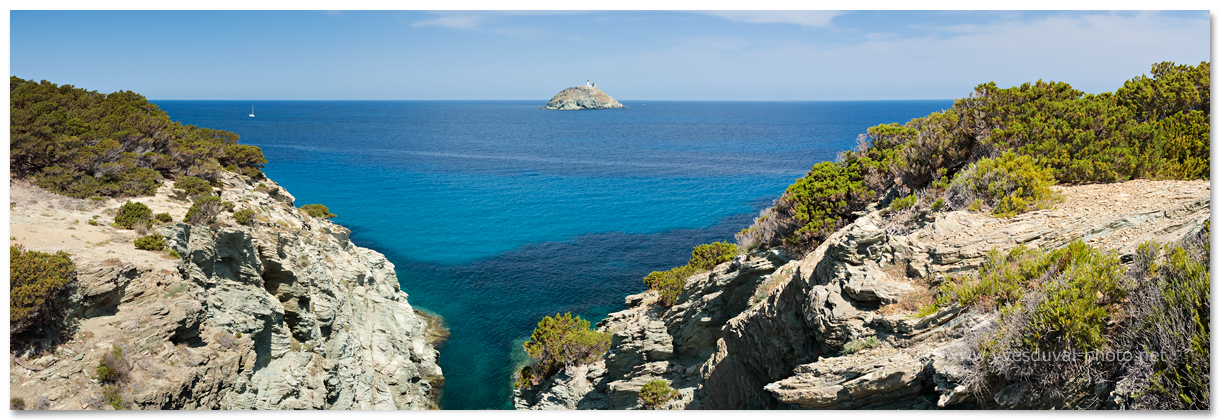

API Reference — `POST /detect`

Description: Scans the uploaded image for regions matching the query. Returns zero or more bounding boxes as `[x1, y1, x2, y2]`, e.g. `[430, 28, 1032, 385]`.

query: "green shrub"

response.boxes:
[219, 144, 267, 179]
[32, 166, 101, 198]
[644, 264, 696, 307]
[1115, 61, 1211, 123]
[94, 345, 130, 385]
[11, 397, 25, 410]
[233, 209, 256, 226]
[134, 234, 166, 251]
[10, 77, 266, 198]
[1137, 111, 1211, 180]
[641, 242, 737, 307]
[637, 379, 680, 409]
[102, 385, 124, 410]
[518, 312, 611, 387]
[775, 161, 875, 253]
[841, 336, 880, 355]
[740, 160, 876, 254]
[1116, 223, 1210, 409]
[930, 197, 945, 211]
[154, 212, 172, 223]
[10, 245, 75, 335]
[948, 152, 1062, 218]
[185, 196, 223, 225]
[952, 240, 1128, 401]
[174, 176, 212, 197]
[689, 241, 737, 271]
[221, 201, 235, 212]
[88, 220, 101, 226]
[113, 200, 152, 229]
[300, 204, 337, 219]
[1019, 242, 1125, 352]
[168, 249, 182, 260]
[889, 194, 917, 212]
[515, 365, 535, 390]
[96, 166, 162, 197]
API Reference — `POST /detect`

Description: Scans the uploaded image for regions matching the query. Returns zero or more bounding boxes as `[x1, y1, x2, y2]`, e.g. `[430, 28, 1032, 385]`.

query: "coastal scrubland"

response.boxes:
[738, 61, 1209, 256]
[514, 61, 1210, 410]
[10, 76, 268, 199]
[9, 77, 440, 409]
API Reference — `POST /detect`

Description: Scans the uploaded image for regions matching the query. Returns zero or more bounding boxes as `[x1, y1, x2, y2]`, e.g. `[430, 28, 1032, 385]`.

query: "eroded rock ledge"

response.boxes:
[513, 179, 1209, 410]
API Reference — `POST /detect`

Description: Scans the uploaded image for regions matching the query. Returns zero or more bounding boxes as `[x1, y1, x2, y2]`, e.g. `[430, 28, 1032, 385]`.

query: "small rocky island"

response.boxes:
[543, 81, 625, 110]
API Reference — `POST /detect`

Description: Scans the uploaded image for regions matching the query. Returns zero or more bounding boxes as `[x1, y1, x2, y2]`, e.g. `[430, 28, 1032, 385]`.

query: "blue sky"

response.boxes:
[8, 10, 1212, 100]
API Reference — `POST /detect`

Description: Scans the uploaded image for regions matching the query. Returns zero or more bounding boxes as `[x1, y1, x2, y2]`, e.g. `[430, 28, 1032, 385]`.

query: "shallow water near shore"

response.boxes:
[153, 99, 951, 409]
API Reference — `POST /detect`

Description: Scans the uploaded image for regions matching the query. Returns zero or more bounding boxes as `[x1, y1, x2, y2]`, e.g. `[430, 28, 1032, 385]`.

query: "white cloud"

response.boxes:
[409, 12, 549, 38]
[587, 11, 1208, 100]
[693, 10, 844, 27]
[412, 14, 484, 30]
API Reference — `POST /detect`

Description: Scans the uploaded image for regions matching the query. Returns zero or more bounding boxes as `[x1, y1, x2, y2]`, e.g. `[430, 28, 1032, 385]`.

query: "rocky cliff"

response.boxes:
[543, 86, 625, 110]
[513, 179, 1210, 410]
[9, 171, 443, 410]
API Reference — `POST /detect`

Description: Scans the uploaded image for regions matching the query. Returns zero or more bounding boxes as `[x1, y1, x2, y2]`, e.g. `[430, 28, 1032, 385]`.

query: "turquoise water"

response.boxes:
[153, 99, 951, 409]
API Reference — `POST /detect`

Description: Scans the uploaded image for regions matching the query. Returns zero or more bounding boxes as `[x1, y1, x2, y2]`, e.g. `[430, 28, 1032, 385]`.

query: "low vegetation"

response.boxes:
[174, 176, 213, 197]
[1114, 222, 1210, 409]
[936, 224, 1210, 409]
[10, 77, 266, 199]
[643, 242, 738, 306]
[689, 241, 738, 270]
[946, 152, 1063, 217]
[637, 379, 680, 409]
[736, 61, 1209, 255]
[113, 200, 152, 229]
[134, 234, 167, 251]
[517, 312, 611, 388]
[300, 204, 337, 219]
[10, 245, 76, 336]
[94, 344, 132, 410]
[154, 212, 172, 223]
[185, 196, 223, 225]
[233, 209, 256, 226]
[840, 336, 881, 355]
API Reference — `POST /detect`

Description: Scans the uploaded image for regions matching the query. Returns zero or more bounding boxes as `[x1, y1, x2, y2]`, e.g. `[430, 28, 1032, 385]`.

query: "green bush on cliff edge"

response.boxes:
[643, 242, 739, 307]
[517, 312, 610, 388]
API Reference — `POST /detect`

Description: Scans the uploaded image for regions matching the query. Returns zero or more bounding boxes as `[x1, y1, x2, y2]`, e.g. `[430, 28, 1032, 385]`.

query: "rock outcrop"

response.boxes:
[542, 86, 625, 110]
[513, 179, 1210, 410]
[9, 172, 442, 410]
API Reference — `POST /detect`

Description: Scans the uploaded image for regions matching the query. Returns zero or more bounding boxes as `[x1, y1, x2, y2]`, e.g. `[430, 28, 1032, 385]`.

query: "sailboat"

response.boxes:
[249, 106, 255, 117]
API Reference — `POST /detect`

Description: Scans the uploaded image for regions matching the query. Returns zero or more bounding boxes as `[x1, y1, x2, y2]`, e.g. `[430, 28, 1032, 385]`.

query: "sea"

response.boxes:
[152, 99, 953, 409]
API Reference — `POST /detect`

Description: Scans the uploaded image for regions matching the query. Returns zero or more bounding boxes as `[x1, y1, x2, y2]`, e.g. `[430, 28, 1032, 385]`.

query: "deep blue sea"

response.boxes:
[152, 99, 951, 409]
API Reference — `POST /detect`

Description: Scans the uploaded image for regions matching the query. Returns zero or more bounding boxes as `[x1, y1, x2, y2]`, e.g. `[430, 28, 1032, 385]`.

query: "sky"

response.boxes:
[6, 9, 1213, 100]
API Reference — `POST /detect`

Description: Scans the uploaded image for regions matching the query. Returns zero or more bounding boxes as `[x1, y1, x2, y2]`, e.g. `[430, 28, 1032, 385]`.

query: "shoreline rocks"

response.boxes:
[513, 179, 1210, 410]
[8, 171, 443, 410]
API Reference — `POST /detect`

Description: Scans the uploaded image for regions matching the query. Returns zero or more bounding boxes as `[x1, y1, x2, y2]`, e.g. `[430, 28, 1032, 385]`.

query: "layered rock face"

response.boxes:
[9, 172, 442, 410]
[513, 179, 1209, 410]
[542, 86, 625, 110]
